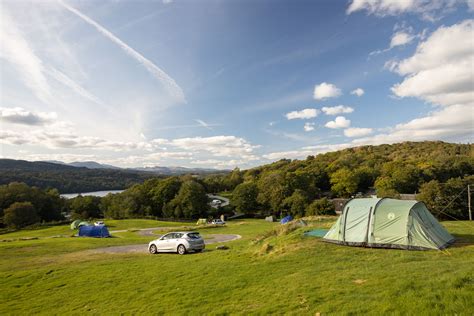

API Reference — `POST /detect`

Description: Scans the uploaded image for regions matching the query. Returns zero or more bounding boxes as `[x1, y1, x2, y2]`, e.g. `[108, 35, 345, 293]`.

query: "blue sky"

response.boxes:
[1, 0, 473, 169]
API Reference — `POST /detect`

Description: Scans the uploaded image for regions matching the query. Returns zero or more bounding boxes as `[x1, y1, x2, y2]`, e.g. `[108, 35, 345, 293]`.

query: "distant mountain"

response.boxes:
[43, 160, 227, 174]
[67, 161, 121, 169]
[43, 160, 120, 169]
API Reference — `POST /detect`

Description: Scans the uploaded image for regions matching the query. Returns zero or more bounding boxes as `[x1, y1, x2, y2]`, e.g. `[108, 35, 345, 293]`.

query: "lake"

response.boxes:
[60, 190, 124, 199]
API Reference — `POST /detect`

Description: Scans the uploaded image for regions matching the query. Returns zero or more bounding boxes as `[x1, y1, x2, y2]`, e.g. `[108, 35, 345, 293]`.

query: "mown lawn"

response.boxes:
[1, 219, 473, 315]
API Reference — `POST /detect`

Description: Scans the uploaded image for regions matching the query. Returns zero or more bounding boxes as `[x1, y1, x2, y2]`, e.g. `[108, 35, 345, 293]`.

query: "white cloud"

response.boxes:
[468, 0, 474, 11]
[346, 0, 461, 20]
[321, 105, 354, 115]
[344, 127, 373, 137]
[325, 116, 351, 129]
[190, 159, 248, 169]
[169, 136, 259, 158]
[390, 20, 474, 107]
[59, 1, 185, 103]
[352, 104, 473, 145]
[369, 28, 418, 57]
[347, 0, 416, 15]
[304, 122, 315, 132]
[285, 108, 319, 120]
[350, 88, 364, 97]
[390, 31, 414, 48]
[263, 143, 352, 161]
[262, 150, 314, 160]
[0, 107, 57, 126]
[313, 82, 341, 100]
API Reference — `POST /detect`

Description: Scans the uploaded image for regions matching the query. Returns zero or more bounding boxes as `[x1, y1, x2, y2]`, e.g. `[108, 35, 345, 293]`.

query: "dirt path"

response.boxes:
[89, 234, 241, 254]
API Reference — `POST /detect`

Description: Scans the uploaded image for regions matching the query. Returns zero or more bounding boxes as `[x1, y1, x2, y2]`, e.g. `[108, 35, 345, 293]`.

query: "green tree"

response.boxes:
[374, 176, 400, 198]
[330, 168, 359, 197]
[283, 189, 308, 217]
[232, 182, 259, 213]
[0, 182, 63, 223]
[305, 198, 335, 216]
[417, 180, 443, 217]
[69, 195, 102, 219]
[150, 177, 181, 216]
[4, 202, 39, 228]
[170, 181, 208, 219]
[224, 168, 243, 190]
[257, 171, 289, 215]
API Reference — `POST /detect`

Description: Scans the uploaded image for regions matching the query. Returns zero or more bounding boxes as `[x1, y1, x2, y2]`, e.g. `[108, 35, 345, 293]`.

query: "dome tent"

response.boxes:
[323, 198, 455, 250]
[78, 225, 110, 238]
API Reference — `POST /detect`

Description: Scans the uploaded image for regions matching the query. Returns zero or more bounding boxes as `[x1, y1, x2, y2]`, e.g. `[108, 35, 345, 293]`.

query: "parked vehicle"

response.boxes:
[210, 199, 222, 207]
[148, 232, 205, 255]
[211, 219, 225, 225]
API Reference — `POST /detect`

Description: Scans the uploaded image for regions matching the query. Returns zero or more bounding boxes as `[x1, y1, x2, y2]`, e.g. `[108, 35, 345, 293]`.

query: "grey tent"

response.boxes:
[323, 198, 455, 250]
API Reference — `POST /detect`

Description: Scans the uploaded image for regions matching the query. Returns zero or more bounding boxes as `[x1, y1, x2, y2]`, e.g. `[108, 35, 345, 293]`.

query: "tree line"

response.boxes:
[0, 159, 157, 193]
[0, 141, 472, 229]
[210, 141, 473, 219]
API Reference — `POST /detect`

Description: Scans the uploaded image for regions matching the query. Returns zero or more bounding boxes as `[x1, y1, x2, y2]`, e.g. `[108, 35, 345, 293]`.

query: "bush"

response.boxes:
[3, 202, 40, 228]
[305, 198, 335, 216]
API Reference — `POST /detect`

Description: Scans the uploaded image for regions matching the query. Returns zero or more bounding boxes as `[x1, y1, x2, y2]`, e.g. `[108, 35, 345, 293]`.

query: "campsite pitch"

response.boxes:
[89, 233, 241, 254]
[1, 219, 473, 315]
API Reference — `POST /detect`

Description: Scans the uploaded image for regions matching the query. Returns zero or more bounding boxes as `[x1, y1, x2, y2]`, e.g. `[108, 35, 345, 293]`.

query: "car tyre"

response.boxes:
[177, 244, 186, 255]
[149, 244, 158, 254]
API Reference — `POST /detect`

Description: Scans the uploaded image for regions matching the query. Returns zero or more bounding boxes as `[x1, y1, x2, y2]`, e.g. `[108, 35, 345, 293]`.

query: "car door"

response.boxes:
[169, 233, 183, 250]
[156, 233, 173, 251]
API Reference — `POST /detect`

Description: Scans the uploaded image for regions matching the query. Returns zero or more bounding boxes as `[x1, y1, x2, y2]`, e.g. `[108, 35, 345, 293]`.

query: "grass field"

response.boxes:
[1, 218, 473, 315]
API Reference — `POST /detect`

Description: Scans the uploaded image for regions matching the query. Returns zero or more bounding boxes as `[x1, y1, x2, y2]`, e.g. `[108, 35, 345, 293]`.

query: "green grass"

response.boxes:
[216, 191, 233, 199]
[0, 219, 185, 239]
[1, 219, 473, 315]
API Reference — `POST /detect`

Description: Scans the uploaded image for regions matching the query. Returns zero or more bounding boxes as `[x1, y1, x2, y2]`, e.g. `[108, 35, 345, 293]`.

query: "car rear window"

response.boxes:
[187, 233, 201, 239]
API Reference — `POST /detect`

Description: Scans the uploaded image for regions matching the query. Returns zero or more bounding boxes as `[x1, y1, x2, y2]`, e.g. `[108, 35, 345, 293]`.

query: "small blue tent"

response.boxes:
[78, 225, 110, 238]
[280, 215, 293, 224]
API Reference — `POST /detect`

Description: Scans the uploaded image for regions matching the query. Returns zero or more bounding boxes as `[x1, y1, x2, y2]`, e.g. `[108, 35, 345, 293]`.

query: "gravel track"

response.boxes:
[89, 234, 241, 254]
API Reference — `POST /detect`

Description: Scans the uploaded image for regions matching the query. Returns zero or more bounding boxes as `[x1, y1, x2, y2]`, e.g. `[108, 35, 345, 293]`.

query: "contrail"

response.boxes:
[59, 1, 186, 103]
[194, 119, 213, 130]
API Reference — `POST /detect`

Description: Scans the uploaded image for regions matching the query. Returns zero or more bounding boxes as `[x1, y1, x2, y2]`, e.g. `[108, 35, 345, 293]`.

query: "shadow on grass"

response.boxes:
[450, 234, 474, 248]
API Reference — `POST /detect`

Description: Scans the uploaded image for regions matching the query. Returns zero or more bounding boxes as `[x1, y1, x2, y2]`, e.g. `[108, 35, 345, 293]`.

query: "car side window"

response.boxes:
[175, 233, 183, 239]
[162, 234, 173, 240]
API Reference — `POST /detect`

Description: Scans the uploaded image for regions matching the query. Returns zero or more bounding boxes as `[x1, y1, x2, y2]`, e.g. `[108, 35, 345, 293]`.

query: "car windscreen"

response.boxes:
[187, 233, 201, 239]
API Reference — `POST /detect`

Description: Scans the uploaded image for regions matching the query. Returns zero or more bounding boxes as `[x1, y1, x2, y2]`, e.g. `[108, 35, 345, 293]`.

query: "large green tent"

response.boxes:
[323, 198, 455, 250]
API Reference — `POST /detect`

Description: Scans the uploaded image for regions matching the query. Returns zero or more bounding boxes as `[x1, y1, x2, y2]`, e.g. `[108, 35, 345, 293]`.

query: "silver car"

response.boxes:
[148, 231, 205, 255]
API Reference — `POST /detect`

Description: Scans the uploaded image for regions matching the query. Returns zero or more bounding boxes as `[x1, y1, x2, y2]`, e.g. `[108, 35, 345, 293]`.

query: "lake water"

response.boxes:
[61, 190, 124, 199]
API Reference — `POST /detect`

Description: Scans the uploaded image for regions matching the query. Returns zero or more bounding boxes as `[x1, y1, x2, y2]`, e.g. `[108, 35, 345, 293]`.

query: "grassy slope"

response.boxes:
[1, 219, 473, 315]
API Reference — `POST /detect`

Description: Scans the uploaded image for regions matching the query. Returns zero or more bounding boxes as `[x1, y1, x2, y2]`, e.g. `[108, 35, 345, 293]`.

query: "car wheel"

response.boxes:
[177, 244, 186, 255]
[149, 244, 158, 254]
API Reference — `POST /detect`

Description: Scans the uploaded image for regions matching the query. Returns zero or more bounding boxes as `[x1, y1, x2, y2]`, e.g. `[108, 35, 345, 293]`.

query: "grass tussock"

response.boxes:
[253, 222, 300, 244]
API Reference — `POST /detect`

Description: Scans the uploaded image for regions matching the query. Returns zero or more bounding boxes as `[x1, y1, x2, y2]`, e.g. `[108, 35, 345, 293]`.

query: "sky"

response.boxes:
[0, 0, 473, 169]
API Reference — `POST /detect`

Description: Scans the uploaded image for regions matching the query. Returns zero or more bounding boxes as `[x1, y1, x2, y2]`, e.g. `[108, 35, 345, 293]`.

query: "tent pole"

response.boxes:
[468, 184, 472, 221]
